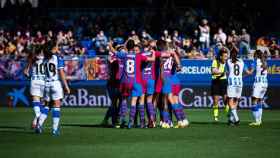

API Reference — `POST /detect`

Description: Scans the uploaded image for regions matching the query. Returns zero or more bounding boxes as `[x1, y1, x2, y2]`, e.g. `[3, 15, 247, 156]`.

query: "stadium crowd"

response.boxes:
[0, 8, 279, 80]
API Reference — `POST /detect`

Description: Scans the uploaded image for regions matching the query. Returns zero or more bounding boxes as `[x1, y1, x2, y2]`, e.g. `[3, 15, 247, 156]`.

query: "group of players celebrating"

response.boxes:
[24, 38, 268, 135]
[103, 39, 189, 129]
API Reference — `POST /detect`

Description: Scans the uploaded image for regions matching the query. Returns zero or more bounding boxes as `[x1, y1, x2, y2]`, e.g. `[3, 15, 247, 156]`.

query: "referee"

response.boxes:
[211, 48, 229, 122]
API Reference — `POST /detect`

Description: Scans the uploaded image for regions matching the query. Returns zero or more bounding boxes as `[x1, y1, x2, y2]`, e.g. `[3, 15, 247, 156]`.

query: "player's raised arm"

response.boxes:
[146, 49, 156, 62]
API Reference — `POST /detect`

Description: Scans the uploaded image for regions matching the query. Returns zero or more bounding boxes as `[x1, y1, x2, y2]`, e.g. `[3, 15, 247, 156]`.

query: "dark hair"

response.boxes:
[44, 41, 56, 60]
[230, 48, 239, 63]
[126, 39, 135, 51]
[216, 48, 228, 66]
[156, 39, 166, 51]
[255, 50, 267, 70]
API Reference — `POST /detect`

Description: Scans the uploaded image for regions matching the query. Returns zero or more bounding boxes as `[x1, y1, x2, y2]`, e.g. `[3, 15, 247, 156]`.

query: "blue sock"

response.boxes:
[138, 104, 145, 126]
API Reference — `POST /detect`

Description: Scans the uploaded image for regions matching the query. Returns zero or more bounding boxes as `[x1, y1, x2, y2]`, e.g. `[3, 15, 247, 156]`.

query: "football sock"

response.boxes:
[171, 104, 181, 121]
[257, 104, 263, 123]
[251, 104, 258, 122]
[147, 102, 155, 121]
[52, 108, 61, 131]
[138, 104, 145, 126]
[231, 108, 239, 122]
[38, 106, 49, 126]
[129, 106, 136, 125]
[213, 104, 219, 118]
[32, 101, 42, 125]
[119, 100, 127, 123]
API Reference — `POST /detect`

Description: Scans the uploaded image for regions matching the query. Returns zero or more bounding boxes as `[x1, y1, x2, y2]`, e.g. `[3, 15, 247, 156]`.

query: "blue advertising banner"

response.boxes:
[0, 59, 279, 108]
[178, 59, 280, 86]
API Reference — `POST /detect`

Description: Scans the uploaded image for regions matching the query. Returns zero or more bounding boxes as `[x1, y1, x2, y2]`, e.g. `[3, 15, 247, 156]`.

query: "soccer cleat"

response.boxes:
[127, 122, 133, 129]
[249, 122, 261, 127]
[182, 119, 190, 127]
[161, 122, 170, 129]
[35, 125, 43, 134]
[52, 129, 60, 136]
[234, 120, 240, 126]
[214, 117, 219, 122]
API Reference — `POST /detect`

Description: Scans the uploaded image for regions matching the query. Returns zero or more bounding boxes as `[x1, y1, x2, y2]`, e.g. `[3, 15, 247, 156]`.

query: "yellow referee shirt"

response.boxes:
[211, 59, 226, 80]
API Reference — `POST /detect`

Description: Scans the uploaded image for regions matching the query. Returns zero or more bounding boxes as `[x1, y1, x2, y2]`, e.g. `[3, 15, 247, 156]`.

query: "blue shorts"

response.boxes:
[143, 79, 155, 95]
[171, 74, 180, 85]
[132, 83, 143, 97]
[162, 77, 172, 94]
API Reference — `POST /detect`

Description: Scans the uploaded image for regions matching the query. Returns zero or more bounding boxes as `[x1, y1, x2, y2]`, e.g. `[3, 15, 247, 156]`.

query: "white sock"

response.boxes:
[38, 107, 49, 126]
[257, 106, 263, 123]
[231, 109, 239, 122]
[52, 108, 61, 131]
[251, 104, 258, 122]
[33, 106, 41, 118]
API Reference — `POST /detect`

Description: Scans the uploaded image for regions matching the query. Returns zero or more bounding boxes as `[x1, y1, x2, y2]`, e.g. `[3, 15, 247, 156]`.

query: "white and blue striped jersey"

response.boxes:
[45, 55, 64, 81]
[31, 55, 46, 81]
[252, 59, 268, 86]
[226, 58, 247, 87]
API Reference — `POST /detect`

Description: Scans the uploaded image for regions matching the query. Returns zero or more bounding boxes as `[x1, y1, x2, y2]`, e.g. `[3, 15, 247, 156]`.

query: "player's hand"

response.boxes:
[176, 65, 182, 72]
[64, 86, 71, 94]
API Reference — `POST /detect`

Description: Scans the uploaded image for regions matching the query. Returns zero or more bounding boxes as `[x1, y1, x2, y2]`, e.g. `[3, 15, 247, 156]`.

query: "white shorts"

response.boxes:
[252, 84, 267, 99]
[227, 86, 242, 98]
[30, 80, 45, 97]
[44, 80, 64, 101]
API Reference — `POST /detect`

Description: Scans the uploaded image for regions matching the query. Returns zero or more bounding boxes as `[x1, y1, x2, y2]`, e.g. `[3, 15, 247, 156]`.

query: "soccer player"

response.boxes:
[115, 40, 155, 128]
[101, 44, 123, 127]
[249, 50, 268, 126]
[226, 49, 252, 126]
[141, 40, 160, 128]
[24, 45, 46, 129]
[211, 48, 229, 122]
[171, 53, 189, 128]
[36, 43, 70, 135]
[160, 43, 182, 128]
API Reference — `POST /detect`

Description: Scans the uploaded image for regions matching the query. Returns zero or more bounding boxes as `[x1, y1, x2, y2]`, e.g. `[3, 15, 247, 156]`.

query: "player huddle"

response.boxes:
[103, 39, 189, 129]
[24, 43, 70, 136]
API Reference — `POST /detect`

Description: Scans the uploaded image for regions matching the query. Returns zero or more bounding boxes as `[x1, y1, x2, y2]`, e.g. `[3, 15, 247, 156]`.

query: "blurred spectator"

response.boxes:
[239, 28, 250, 57]
[227, 30, 239, 46]
[172, 30, 182, 47]
[213, 28, 227, 46]
[161, 29, 172, 43]
[141, 30, 153, 41]
[198, 19, 210, 49]
[129, 30, 140, 45]
[256, 37, 271, 58]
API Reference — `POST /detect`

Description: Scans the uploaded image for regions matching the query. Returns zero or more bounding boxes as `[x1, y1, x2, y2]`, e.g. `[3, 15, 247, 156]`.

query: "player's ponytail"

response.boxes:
[255, 49, 267, 70]
[44, 41, 55, 60]
[230, 48, 238, 63]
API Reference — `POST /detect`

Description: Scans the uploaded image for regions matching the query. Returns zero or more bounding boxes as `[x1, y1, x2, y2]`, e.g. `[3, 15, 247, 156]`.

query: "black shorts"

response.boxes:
[211, 79, 227, 96]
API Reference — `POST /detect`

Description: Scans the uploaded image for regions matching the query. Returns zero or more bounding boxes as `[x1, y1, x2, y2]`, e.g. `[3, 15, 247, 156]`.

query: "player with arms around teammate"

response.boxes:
[36, 43, 70, 135]
[24, 45, 46, 129]
[226, 49, 252, 126]
[249, 50, 268, 126]
[211, 48, 229, 122]
[115, 41, 155, 128]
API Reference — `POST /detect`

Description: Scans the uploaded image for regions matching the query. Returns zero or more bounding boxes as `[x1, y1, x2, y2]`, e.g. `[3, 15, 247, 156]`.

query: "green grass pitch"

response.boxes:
[0, 107, 279, 158]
